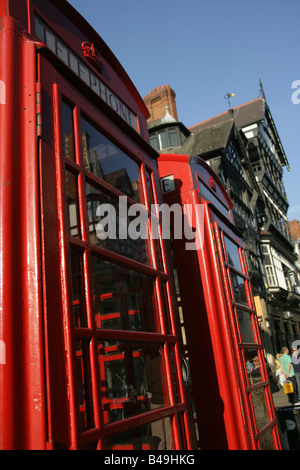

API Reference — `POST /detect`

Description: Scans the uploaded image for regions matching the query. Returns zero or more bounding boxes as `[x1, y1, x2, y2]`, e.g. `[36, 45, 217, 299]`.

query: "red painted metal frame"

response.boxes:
[0, 0, 195, 450]
[0, 12, 47, 450]
[0, 0, 281, 451]
[51, 79, 192, 448]
[213, 223, 281, 449]
[41, 42, 192, 450]
[158, 153, 282, 450]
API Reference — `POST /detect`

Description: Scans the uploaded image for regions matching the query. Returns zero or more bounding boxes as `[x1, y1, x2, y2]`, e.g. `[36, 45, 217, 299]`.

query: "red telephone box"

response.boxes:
[0, 0, 195, 450]
[158, 154, 282, 450]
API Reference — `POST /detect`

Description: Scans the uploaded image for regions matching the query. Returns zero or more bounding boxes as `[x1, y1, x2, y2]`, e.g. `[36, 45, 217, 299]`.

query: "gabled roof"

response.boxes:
[189, 98, 265, 133]
[189, 97, 289, 169]
[168, 119, 234, 156]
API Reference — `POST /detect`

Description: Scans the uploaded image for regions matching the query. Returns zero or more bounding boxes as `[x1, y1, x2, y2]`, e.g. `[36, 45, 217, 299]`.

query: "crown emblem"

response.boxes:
[81, 42, 103, 72]
[209, 175, 216, 191]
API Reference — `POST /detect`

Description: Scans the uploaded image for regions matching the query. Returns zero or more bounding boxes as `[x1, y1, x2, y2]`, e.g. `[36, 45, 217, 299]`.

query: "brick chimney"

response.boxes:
[289, 219, 300, 241]
[144, 85, 178, 123]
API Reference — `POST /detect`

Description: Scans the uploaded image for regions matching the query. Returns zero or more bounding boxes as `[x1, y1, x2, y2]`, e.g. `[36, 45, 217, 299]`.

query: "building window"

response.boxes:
[284, 270, 291, 291]
[168, 128, 179, 147]
[158, 130, 168, 149]
[149, 134, 159, 151]
[252, 163, 262, 173]
[265, 266, 276, 287]
[224, 141, 244, 177]
[149, 127, 181, 151]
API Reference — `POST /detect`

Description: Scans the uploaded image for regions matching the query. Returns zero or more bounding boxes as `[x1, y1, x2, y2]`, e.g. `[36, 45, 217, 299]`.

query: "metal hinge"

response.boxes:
[36, 82, 42, 138]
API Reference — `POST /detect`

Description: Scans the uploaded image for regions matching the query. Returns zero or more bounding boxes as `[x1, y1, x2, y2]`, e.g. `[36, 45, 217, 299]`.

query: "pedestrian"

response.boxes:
[280, 346, 298, 405]
[291, 346, 300, 403]
[246, 359, 254, 375]
[275, 353, 285, 388]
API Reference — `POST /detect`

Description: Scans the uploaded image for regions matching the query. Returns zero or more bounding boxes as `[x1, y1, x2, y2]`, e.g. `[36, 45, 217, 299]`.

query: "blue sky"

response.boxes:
[68, 0, 300, 222]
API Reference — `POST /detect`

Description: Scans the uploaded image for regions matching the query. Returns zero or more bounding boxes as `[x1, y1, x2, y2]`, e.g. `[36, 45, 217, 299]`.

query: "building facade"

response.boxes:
[144, 84, 300, 369]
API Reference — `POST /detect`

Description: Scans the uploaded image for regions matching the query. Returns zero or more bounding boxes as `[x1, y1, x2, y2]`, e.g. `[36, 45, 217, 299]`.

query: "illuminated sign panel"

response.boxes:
[34, 16, 138, 131]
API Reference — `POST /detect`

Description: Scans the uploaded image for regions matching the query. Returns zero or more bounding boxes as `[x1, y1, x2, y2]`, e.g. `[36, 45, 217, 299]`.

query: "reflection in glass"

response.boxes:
[146, 171, 155, 208]
[168, 345, 180, 404]
[223, 235, 241, 270]
[98, 340, 172, 445]
[91, 257, 158, 332]
[104, 420, 173, 450]
[150, 213, 163, 271]
[258, 428, 275, 450]
[86, 183, 151, 265]
[159, 282, 171, 335]
[70, 248, 87, 327]
[76, 340, 94, 432]
[62, 101, 75, 161]
[245, 349, 262, 384]
[229, 272, 248, 306]
[250, 387, 270, 432]
[66, 171, 80, 237]
[81, 116, 141, 202]
[236, 308, 255, 343]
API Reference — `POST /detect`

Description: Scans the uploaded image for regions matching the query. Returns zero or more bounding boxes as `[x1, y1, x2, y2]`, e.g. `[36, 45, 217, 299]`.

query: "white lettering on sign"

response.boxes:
[160, 174, 175, 194]
[34, 15, 138, 131]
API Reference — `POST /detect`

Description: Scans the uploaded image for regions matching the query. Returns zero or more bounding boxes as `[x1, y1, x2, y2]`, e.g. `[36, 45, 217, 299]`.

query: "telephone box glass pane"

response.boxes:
[86, 182, 151, 265]
[70, 248, 87, 327]
[236, 308, 255, 343]
[223, 235, 241, 270]
[159, 282, 172, 335]
[66, 171, 81, 237]
[258, 428, 275, 450]
[104, 419, 173, 450]
[245, 349, 262, 383]
[62, 101, 75, 161]
[81, 116, 141, 202]
[91, 257, 159, 333]
[229, 272, 248, 306]
[76, 340, 94, 432]
[250, 387, 270, 432]
[98, 341, 170, 426]
[146, 171, 155, 207]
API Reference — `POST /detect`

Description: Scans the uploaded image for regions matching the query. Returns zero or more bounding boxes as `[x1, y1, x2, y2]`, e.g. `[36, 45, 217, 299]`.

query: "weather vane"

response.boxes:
[224, 92, 235, 109]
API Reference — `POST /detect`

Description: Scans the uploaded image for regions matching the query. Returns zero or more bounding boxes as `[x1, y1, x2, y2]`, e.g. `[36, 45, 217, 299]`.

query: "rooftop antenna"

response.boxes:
[224, 92, 235, 109]
[259, 79, 266, 100]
